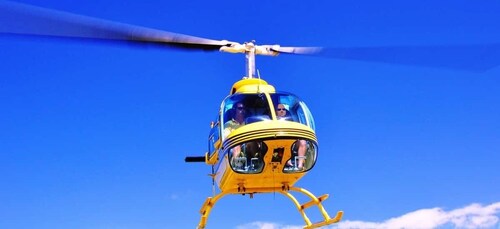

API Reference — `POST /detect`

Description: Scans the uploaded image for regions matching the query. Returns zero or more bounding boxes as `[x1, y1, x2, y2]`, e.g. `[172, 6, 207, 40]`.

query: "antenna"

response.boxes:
[257, 69, 262, 92]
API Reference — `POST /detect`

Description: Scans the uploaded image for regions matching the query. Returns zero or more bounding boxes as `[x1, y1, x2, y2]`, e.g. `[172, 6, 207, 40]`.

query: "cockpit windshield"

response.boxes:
[270, 92, 316, 131]
[221, 93, 272, 139]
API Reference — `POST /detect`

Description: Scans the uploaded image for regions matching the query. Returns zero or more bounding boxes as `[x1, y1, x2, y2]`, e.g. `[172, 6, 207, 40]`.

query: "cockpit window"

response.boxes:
[221, 93, 272, 139]
[228, 140, 267, 174]
[270, 92, 315, 131]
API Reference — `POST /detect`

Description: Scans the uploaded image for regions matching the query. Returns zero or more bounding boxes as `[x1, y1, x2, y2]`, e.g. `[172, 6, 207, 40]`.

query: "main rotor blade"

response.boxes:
[271, 46, 322, 55]
[1, 2, 498, 71]
[0, 1, 230, 51]
[317, 44, 500, 72]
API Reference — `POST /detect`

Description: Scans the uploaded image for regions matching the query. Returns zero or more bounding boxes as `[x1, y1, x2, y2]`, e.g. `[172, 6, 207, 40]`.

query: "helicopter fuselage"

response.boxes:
[191, 78, 342, 229]
[205, 78, 319, 193]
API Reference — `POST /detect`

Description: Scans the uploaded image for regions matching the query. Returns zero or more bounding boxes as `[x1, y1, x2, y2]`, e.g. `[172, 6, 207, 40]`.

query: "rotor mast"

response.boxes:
[246, 42, 256, 78]
[220, 41, 280, 79]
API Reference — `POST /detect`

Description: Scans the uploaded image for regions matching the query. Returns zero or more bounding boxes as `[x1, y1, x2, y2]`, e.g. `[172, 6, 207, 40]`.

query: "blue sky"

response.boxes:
[1, 0, 499, 228]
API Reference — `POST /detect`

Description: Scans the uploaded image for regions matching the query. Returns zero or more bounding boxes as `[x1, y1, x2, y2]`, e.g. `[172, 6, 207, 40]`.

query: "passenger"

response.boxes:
[276, 103, 306, 170]
[276, 103, 289, 120]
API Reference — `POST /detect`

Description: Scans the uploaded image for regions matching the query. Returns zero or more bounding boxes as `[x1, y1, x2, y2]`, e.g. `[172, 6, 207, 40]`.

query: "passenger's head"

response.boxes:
[276, 104, 287, 117]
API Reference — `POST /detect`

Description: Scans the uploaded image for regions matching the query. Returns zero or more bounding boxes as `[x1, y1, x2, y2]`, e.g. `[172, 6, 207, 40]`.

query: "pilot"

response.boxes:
[276, 103, 306, 170]
[224, 102, 247, 167]
[223, 102, 246, 137]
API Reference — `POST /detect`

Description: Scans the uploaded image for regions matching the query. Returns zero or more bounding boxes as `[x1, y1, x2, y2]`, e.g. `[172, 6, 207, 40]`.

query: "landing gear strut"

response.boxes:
[196, 186, 343, 229]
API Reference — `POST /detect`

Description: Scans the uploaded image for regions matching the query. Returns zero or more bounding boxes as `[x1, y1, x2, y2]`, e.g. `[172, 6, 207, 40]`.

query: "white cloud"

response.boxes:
[236, 202, 500, 229]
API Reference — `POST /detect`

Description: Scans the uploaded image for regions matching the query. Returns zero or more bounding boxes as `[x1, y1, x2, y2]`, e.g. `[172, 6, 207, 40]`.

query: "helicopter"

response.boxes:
[1, 1, 499, 229]
[183, 43, 344, 228]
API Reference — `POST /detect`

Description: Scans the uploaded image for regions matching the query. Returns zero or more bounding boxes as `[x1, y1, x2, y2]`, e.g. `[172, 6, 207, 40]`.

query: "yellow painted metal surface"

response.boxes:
[196, 186, 343, 229]
[217, 120, 316, 191]
[229, 78, 276, 94]
[225, 121, 316, 146]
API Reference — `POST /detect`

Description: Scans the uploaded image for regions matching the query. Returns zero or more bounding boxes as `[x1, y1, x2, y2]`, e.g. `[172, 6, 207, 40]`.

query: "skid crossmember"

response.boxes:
[197, 186, 343, 229]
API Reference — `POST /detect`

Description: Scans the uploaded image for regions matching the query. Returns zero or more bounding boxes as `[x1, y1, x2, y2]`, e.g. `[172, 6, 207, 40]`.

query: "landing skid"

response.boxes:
[196, 186, 343, 229]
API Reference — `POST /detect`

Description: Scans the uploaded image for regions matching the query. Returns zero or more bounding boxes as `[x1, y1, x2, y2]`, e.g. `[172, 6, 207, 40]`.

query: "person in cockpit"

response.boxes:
[276, 103, 306, 170]
[224, 102, 247, 167]
[224, 102, 246, 137]
[276, 103, 290, 120]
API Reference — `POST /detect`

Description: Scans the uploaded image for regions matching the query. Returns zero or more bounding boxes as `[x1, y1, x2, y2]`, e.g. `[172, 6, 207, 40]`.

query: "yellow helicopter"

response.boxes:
[184, 42, 343, 229]
[1, 1, 342, 228]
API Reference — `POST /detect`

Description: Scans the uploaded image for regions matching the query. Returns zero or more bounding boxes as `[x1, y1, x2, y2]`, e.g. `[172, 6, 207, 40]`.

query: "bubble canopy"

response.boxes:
[221, 92, 316, 139]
